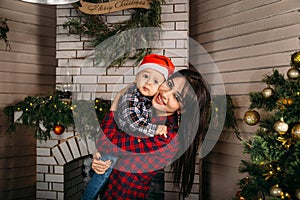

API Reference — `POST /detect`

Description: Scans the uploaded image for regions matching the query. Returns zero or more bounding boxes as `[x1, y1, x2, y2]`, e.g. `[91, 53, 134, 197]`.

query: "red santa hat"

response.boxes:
[137, 54, 175, 80]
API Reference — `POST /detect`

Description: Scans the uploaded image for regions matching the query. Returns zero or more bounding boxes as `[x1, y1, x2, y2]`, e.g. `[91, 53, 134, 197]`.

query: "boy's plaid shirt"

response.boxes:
[117, 84, 157, 137]
[97, 111, 179, 199]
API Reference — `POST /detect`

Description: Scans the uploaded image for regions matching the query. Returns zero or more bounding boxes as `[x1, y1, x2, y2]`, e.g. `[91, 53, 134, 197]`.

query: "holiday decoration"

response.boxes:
[4, 90, 111, 140]
[63, 0, 162, 67]
[234, 52, 300, 200]
[287, 98, 293, 105]
[291, 51, 300, 66]
[235, 191, 245, 200]
[292, 123, 300, 140]
[53, 124, 65, 135]
[270, 185, 283, 197]
[243, 110, 260, 126]
[0, 17, 10, 50]
[273, 118, 289, 134]
[287, 67, 300, 79]
[262, 87, 274, 98]
[79, 0, 151, 15]
[295, 189, 300, 199]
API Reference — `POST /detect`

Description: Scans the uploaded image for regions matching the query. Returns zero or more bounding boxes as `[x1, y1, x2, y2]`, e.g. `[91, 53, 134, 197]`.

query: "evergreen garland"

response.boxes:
[4, 91, 111, 140]
[0, 17, 10, 50]
[63, 0, 162, 67]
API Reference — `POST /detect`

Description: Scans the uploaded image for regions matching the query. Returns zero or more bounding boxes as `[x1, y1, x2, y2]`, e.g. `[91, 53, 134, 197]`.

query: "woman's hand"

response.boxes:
[91, 152, 111, 174]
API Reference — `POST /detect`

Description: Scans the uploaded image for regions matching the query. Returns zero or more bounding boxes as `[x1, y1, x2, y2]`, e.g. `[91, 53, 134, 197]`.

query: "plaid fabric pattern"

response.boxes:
[117, 85, 157, 137]
[97, 111, 179, 200]
[101, 170, 155, 200]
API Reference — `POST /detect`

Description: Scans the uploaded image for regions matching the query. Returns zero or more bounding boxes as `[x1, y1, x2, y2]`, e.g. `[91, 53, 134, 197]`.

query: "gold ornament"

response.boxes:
[283, 192, 291, 200]
[270, 185, 283, 197]
[295, 189, 300, 200]
[277, 136, 292, 148]
[262, 87, 274, 98]
[279, 105, 286, 111]
[276, 98, 288, 110]
[273, 118, 289, 134]
[287, 98, 293, 105]
[291, 51, 300, 66]
[282, 98, 288, 105]
[287, 67, 300, 79]
[243, 110, 260, 126]
[292, 123, 300, 140]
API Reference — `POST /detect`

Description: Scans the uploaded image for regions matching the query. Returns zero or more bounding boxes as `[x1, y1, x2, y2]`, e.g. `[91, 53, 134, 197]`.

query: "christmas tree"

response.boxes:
[235, 51, 300, 200]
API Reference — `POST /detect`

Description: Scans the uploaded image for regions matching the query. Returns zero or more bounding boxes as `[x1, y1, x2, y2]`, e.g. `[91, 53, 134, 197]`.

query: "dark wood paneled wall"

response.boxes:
[0, 0, 56, 199]
[189, 0, 300, 199]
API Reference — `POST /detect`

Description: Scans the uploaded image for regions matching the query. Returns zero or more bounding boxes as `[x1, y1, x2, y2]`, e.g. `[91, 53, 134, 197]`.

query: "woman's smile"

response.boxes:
[154, 93, 165, 105]
[152, 77, 185, 115]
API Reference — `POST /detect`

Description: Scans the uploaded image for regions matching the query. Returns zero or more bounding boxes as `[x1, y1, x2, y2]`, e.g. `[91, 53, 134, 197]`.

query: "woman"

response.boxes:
[92, 69, 211, 199]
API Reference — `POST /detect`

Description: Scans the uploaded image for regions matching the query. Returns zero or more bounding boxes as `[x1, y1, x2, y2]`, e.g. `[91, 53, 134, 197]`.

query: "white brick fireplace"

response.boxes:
[36, 130, 96, 200]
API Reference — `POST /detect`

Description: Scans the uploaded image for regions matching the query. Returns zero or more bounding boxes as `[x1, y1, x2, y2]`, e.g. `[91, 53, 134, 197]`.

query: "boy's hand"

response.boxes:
[156, 125, 167, 138]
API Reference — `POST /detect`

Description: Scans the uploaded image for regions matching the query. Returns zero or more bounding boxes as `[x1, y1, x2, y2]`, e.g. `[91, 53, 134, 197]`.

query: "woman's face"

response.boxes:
[152, 77, 185, 115]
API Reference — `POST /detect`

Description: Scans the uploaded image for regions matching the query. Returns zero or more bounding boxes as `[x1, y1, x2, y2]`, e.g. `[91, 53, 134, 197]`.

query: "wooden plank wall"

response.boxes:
[189, 0, 300, 199]
[0, 0, 56, 199]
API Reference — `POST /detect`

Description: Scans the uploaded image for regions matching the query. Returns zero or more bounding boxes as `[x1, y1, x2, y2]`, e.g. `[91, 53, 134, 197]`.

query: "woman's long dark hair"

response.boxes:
[170, 69, 211, 199]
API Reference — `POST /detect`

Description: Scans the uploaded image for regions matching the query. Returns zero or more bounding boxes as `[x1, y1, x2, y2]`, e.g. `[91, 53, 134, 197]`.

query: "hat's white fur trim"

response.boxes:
[137, 63, 168, 80]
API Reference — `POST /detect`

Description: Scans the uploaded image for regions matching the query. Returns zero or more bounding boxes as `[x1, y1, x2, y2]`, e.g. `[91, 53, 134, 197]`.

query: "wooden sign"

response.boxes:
[79, 0, 151, 15]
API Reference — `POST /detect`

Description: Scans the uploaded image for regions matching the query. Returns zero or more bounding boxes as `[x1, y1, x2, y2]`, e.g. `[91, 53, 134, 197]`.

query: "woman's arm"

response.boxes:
[96, 112, 179, 172]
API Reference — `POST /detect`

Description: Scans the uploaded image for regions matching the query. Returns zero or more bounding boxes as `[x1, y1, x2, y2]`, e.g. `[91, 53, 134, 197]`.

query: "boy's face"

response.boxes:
[136, 68, 165, 97]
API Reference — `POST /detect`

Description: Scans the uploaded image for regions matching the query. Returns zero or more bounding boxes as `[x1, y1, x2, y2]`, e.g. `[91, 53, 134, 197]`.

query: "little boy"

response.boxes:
[116, 54, 175, 137]
[81, 54, 175, 200]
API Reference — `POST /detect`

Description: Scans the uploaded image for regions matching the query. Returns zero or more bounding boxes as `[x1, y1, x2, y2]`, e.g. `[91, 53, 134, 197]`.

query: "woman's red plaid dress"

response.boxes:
[97, 111, 179, 200]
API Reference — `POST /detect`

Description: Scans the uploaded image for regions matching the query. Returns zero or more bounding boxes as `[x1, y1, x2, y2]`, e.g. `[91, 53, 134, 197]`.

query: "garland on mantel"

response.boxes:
[0, 17, 10, 51]
[63, 0, 162, 67]
[4, 91, 111, 140]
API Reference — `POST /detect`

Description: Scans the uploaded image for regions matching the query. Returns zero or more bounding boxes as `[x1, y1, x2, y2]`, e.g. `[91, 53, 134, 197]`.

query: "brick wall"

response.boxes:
[54, 1, 198, 199]
[56, 1, 189, 100]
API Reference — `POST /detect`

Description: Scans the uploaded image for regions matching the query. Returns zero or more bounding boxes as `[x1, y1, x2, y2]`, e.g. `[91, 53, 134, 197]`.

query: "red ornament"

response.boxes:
[53, 124, 65, 135]
[235, 191, 246, 200]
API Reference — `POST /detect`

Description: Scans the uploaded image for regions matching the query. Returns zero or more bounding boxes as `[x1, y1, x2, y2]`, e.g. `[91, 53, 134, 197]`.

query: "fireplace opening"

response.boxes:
[64, 156, 86, 200]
